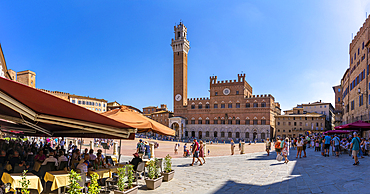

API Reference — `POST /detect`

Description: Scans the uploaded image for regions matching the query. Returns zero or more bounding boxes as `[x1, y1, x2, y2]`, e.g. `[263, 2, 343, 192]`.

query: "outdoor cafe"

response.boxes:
[0, 77, 175, 193]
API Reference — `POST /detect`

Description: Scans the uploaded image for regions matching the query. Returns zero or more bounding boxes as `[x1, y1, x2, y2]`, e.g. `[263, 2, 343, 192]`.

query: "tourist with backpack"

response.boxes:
[136, 139, 145, 159]
[190, 139, 203, 166]
[351, 132, 361, 165]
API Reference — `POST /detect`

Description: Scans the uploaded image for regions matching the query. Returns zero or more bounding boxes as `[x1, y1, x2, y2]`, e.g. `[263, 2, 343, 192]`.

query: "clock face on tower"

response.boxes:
[175, 94, 182, 101]
[223, 88, 230, 95]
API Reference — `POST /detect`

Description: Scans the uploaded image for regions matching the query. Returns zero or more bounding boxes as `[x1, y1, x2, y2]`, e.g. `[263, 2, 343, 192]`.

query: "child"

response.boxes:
[208, 149, 210, 155]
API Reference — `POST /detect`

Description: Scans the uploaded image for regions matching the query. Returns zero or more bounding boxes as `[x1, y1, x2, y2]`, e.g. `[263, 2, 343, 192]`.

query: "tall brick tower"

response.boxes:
[171, 22, 190, 114]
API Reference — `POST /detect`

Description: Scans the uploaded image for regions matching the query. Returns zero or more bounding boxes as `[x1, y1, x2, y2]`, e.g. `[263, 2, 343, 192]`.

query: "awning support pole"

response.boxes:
[80, 137, 82, 151]
[119, 139, 122, 163]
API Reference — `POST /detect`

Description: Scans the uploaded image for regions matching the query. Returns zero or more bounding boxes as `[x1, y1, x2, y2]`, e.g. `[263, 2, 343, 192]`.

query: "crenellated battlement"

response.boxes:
[210, 74, 247, 85]
[187, 97, 210, 101]
[350, 15, 370, 51]
[38, 89, 69, 95]
[245, 94, 274, 99]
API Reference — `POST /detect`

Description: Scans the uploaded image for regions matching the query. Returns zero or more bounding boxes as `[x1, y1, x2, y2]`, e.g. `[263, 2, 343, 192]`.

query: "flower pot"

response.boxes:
[161, 170, 175, 182]
[145, 176, 163, 190]
[114, 184, 139, 194]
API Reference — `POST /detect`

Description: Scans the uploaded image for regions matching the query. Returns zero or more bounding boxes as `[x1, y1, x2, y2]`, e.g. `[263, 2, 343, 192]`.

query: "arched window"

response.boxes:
[214, 131, 218, 137]
[191, 131, 195, 137]
[245, 132, 249, 138]
[261, 133, 265, 140]
[228, 132, 232, 138]
[236, 132, 240, 138]
[221, 132, 225, 137]
[206, 131, 209, 137]
[261, 102, 266, 107]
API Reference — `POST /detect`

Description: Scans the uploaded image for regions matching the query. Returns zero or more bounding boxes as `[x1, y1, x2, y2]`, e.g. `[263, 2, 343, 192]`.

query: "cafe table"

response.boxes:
[88, 168, 110, 179]
[1, 172, 43, 194]
[44, 170, 70, 194]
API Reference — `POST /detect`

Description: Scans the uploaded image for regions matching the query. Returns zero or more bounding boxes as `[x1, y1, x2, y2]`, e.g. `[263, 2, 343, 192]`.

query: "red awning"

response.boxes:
[0, 77, 136, 139]
[323, 130, 353, 134]
[334, 120, 370, 130]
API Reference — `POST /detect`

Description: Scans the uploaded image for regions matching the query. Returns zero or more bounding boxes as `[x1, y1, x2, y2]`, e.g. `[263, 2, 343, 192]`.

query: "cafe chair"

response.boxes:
[59, 161, 68, 170]
[105, 156, 114, 165]
[135, 162, 146, 186]
[13, 165, 26, 173]
[47, 162, 57, 171]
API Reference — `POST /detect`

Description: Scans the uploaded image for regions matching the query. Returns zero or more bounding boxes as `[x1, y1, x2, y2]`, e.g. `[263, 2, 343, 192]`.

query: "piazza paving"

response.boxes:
[120, 147, 370, 194]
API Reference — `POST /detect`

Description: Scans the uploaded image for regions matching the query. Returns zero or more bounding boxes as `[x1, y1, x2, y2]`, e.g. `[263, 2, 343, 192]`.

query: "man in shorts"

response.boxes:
[275, 137, 281, 155]
[324, 134, 331, 157]
[190, 139, 203, 166]
[332, 134, 340, 157]
[351, 132, 361, 165]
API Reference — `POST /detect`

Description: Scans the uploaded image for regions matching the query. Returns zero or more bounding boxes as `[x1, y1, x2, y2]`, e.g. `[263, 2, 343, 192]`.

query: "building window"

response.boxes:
[338, 97, 340, 102]
[236, 120, 240, 125]
[236, 103, 240, 108]
[221, 132, 225, 137]
[191, 105, 195, 109]
[214, 104, 218, 108]
[261, 102, 266, 107]
[261, 133, 265, 140]
[185, 120, 188, 124]
[300, 122, 302, 126]
[305, 117, 307, 120]
[99, 103, 101, 106]
[253, 103, 258, 107]
[351, 100, 354, 110]
[236, 91, 239, 95]
[221, 120, 226, 124]
[215, 92, 218, 96]
[191, 120, 195, 124]
[214, 120, 218, 124]
[245, 120, 250, 125]
[78, 100, 81, 104]
[359, 94, 364, 107]
[228, 132, 232, 138]
[289, 122, 291, 126]
[221, 104, 225, 108]
[205, 120, 210, 124]
[198, 120, 202, 124]
[253, 120, 258, 125]
[261, 120, 266, 125]
[294, 122, 296, 126]
[246, 103, 250, 108]
[228, 103, 232, 108]
[198, 104, 203, 109]
[214, 131, 218, 137]
[228, 120, 232, 124]
[205, 104, 210, 109]
[245, 132, 249, 138]
[277, 122, 280, 125]
[185, 131, 188, 137]
[72, 100, 76, 104]
[206, 131, 209, 137]
[236, 132, 240, 138]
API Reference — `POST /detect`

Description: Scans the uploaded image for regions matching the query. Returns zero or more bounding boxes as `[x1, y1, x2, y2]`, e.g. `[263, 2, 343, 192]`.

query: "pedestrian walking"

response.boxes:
[275, 137, 281, 155]
[136, 139, 145, 159]
[190, 139, 203, 166]
[144, 141, 151, 159]
[282, 138, 289, 164]
[183, 143, 187, 157]
[296, 137, 303, 158]
[230, 139, 235, 155]
[324, 134, 331, 157]
[333, 134, 340, 157]
[302, 137, 307, 157]
[174, 143, 178, 154]
[265, 138, 271, 156]
[199, 140, 206, 164]
[351, 132, 361, 165]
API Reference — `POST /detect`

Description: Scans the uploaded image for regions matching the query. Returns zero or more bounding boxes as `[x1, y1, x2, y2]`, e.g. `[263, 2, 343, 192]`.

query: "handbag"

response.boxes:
[276, 154, 283, 162]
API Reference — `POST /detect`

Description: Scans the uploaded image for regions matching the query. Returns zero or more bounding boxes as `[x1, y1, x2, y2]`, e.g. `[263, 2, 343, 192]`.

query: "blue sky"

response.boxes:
[1, 0, 370, 112]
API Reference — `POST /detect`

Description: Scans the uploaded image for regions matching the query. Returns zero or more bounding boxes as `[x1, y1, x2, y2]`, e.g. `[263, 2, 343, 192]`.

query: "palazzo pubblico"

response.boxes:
[166, 23, 281, 142]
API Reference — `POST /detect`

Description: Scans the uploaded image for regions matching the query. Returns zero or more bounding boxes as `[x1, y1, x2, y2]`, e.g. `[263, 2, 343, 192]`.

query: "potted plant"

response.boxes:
[67, 169, 83, 194]
[161, 154, 174, 182]
[88, 173, 101, 194]
[19, 170, 30, 194]
[145, 158, 163, 190]
[114, 165, 139, 194]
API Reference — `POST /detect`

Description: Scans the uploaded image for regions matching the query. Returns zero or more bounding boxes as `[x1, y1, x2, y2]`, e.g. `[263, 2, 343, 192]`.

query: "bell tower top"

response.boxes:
[171, 22, 190, 54]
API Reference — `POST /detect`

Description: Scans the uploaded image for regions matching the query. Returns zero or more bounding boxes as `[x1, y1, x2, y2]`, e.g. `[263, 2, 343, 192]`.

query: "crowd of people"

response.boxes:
[264, 132, 370, 165]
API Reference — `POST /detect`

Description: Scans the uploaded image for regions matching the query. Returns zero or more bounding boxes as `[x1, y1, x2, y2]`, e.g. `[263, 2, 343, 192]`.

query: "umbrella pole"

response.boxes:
[80, 137, 82, 151]
[119, 139, 122, 163]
